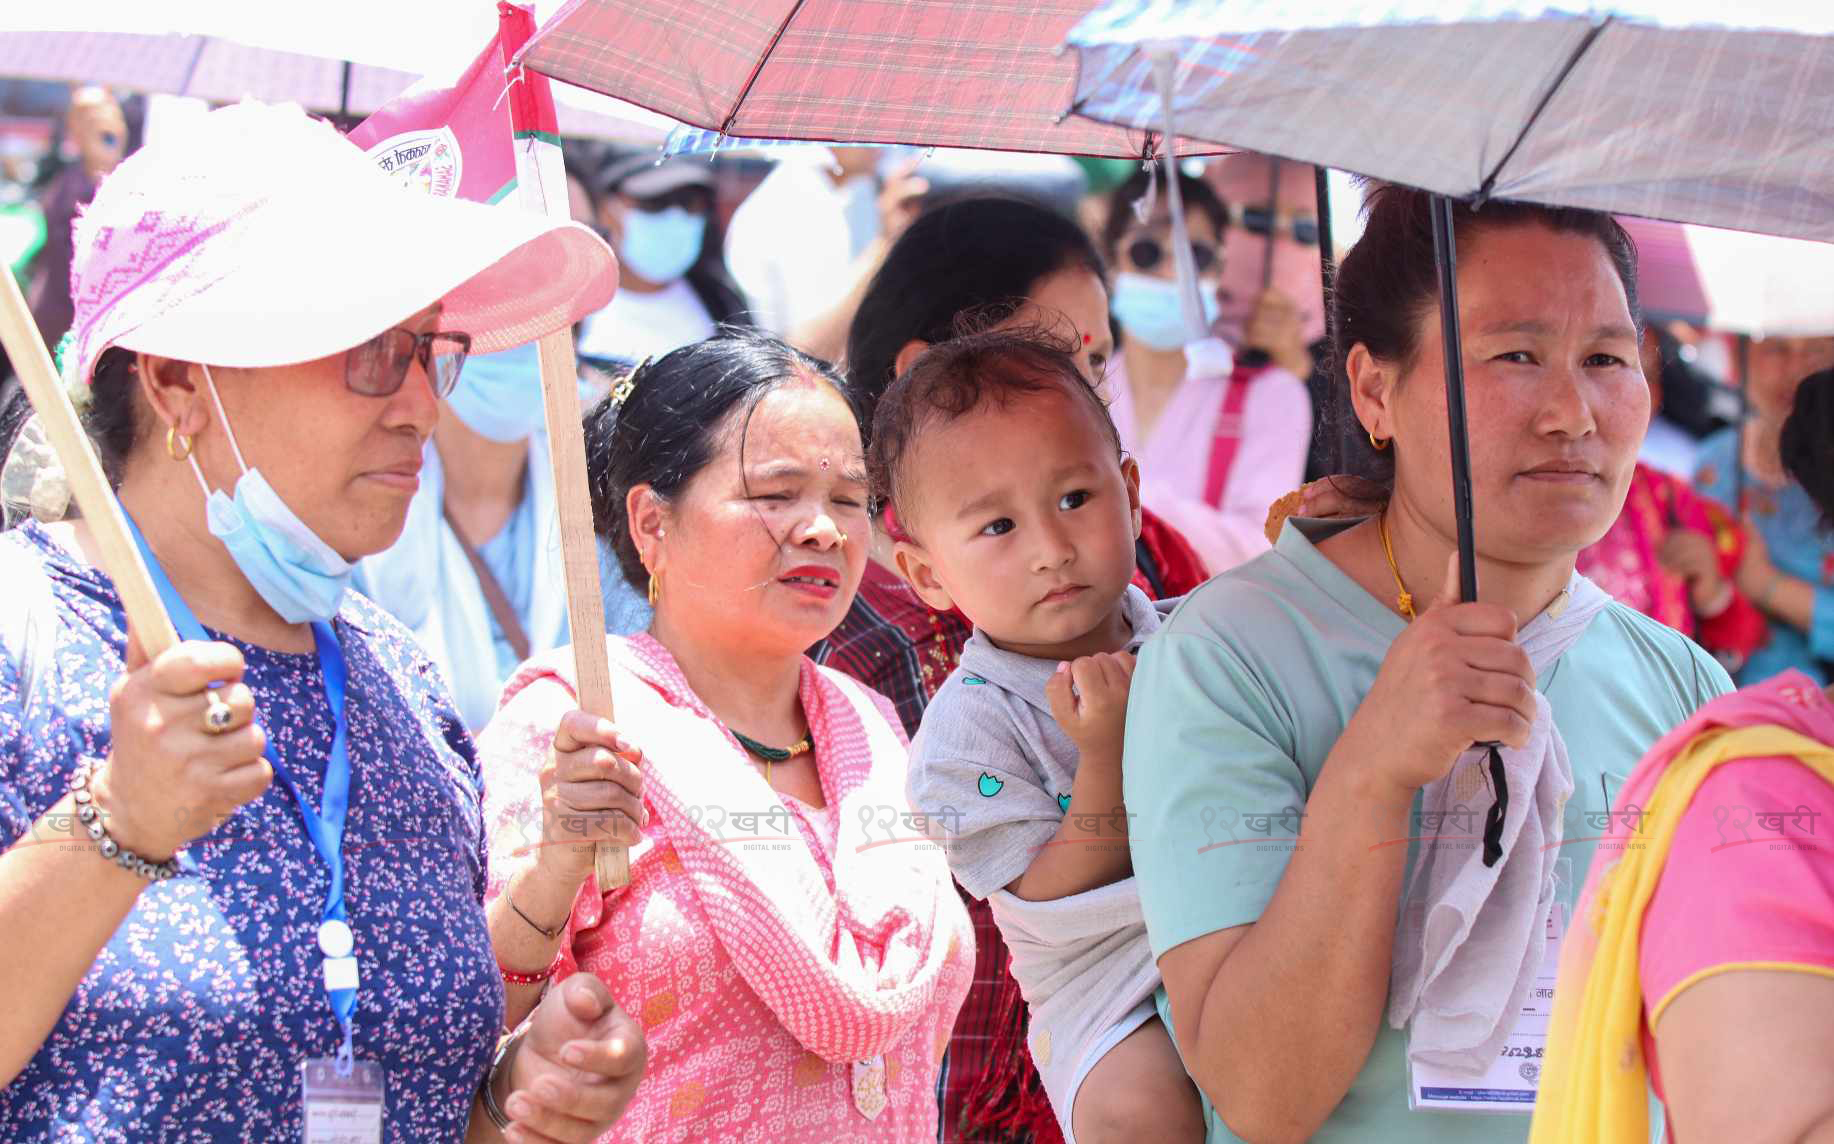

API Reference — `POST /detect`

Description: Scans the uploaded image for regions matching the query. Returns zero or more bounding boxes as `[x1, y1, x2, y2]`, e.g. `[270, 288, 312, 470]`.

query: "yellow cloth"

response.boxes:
[1530, 724, 1834, 1143]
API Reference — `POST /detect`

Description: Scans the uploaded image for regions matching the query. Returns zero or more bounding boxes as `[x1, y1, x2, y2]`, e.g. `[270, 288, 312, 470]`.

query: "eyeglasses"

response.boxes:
[1126, 236, 1219, 275]
[1232, 205, 1320, 246]
[345, 327, 471, 399]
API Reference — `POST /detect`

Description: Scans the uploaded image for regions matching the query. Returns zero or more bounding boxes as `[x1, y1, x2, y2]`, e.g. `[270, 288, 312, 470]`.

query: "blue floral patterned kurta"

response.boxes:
[0, 523, 505, 1141]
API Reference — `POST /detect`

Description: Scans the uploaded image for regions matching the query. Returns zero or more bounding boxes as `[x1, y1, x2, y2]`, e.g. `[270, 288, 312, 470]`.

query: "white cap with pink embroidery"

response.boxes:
[61, 99, 618, 388]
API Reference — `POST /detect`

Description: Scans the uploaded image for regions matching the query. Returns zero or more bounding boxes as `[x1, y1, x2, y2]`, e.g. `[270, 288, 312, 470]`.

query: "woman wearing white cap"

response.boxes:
[0, 102, 646, 1142]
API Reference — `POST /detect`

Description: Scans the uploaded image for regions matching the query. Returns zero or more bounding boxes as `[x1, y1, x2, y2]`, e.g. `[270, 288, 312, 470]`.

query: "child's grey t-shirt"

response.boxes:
[907, 584, 1168, 897]
[905, 585, 1173, 1126]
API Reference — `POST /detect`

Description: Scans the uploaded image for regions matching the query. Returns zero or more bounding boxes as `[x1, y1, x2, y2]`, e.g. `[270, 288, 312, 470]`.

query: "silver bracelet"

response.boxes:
[70, 758, 182, 882]
[480, 1026, 523, 1131]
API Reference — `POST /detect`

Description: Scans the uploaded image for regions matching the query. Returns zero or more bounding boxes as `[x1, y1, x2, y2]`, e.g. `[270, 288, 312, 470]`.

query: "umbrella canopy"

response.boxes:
[1066, 0, 1834, 242]
[515, 0, 1226, 157]
[0, 1, 673, 142]
[1622, 217, 1834, 337]
[0, 30, 416, 117]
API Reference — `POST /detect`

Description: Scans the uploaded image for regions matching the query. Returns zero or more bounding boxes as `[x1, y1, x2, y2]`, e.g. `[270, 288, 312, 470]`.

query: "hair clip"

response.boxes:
[609, 355, 653, 411]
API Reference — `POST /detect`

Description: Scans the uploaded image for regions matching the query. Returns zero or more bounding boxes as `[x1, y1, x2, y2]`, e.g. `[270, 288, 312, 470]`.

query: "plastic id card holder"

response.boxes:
[1406, 859, 1574, 1113]
[302, 1058, 384, 1144]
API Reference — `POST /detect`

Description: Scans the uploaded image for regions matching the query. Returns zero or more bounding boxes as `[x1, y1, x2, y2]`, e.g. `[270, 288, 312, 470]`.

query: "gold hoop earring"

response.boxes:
[647, 573, 660, 607]
[166, 425, 193, 462]
[1368, 430, 1390, 452]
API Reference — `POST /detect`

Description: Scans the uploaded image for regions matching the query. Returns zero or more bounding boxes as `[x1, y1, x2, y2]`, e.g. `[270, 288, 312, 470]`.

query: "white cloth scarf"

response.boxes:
[1387, 572, 1611, 1073]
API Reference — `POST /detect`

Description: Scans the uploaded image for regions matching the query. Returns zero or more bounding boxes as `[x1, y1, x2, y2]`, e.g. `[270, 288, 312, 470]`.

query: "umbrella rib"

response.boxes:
[719, 0, 809, 137]
[179, 34, 209, 98]
[1475, 16, 1612, 207]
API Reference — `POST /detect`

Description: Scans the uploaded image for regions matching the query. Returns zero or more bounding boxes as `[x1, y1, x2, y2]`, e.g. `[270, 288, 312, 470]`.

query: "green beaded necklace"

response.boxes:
[732, 730, 813, 764]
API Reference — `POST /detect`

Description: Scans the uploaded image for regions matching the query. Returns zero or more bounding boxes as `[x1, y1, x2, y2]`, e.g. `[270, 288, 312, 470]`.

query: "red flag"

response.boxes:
[348, 3, 554, 206]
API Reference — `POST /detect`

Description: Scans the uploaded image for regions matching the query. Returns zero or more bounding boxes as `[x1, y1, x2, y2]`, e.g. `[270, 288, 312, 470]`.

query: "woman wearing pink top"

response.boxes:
[1099, 170, 1313, 575]
[1534, 371, 1834, 1144]
[478, 333, 973, 1142]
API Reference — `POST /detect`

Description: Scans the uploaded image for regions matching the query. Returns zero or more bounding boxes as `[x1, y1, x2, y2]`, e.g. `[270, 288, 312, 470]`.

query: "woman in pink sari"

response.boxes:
[1575, 461, 1764, 662]
[477, 333, 973, 1142]
[1534, 371, 1834, 1144]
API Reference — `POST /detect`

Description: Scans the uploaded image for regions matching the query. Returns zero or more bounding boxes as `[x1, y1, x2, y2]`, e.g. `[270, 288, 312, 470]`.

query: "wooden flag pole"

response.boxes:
[0, 272, 178, 656]
[500, 3, 627, 888]
[534, 329, 629, 888]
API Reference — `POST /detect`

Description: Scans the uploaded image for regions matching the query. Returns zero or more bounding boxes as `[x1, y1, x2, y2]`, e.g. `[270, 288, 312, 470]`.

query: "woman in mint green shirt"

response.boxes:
[1124, 185, 1731, 1144]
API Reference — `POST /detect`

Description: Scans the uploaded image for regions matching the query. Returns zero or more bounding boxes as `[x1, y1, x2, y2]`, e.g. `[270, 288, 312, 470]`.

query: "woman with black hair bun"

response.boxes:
[1126, 183, 1731, 1142]
[477, 329, 974, 1141]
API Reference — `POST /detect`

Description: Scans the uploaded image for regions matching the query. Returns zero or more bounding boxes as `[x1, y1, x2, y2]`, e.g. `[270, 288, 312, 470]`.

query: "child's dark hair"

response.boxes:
[1326, 182, 1641, 485]
[584, 329, 859, 590]
[845, 196, 1106, 439]
[1100, 168, 1230, 258]
[1781, 367, 1834, 529]
[866, 329, 1121, 529]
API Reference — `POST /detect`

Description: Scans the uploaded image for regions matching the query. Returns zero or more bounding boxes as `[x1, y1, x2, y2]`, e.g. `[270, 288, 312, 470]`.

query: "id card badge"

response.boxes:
[302, 1058, 384, 1144]
[1407, 870, 1570, 1113]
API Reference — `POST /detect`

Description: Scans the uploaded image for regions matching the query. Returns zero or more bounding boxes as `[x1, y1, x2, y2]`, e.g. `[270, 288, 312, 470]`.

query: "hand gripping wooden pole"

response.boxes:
[0, 271, 178, 657]
[535, 329, 628, 889]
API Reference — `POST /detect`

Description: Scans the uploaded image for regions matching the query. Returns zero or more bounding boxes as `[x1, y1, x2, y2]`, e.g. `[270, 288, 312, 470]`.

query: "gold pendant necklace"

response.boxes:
[1378, 510, 1417, 621]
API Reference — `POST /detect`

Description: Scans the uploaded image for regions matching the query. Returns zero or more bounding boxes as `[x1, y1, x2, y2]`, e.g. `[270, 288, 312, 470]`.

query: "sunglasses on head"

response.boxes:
[1234, 205, 1320, 246]
[628, 186, 713, 215]
[345, 327, 471, 399]
[1126, 236, 1219, 275]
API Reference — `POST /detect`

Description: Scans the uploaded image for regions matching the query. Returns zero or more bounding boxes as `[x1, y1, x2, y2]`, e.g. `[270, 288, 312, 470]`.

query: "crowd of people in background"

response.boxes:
[1, 83, 1832, 1144]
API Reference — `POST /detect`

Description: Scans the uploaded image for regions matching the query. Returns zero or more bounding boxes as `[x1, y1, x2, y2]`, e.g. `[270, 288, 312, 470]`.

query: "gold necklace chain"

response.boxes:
[1378, 510, 1417, 621]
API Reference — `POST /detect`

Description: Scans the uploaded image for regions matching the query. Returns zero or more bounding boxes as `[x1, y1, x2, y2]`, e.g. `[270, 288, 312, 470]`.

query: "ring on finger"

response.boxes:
[202, 688, 235, 735]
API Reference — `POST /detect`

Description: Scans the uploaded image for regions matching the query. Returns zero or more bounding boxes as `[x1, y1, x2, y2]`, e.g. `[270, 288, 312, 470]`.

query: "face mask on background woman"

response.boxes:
[444, 342, 598, 444]
[618, 206, 706, 284]
[1110, 270, 1220, 352]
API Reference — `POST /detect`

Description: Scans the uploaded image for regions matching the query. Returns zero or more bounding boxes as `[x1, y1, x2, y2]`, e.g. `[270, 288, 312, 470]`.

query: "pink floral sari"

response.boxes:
[479, 633, 974, 1142]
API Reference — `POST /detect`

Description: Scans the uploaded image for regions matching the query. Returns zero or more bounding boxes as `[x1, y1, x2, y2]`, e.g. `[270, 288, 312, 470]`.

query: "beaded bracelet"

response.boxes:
[70, 758, 182, 882]
[498, 948, 564, 987]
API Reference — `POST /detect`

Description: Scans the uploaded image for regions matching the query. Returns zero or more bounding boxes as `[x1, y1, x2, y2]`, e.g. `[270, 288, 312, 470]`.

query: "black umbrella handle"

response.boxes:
[1429, 194, 1480, 603]
[1315, 166, 1337, 318]
[1431, 193, 1505, 864]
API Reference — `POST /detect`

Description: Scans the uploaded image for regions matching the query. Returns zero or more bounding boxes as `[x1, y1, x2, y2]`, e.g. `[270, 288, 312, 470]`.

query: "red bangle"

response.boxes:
[498, 951, 562, 986]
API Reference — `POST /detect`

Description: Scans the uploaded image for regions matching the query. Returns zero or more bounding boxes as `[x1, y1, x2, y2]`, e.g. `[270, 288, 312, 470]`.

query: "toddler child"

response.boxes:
[867, 330, 1204, 1143]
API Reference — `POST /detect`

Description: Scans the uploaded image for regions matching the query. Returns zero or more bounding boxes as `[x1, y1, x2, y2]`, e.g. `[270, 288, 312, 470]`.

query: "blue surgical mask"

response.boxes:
[1110, 271, 1220, 352]
[618, 205, 706, 284]
[190, 365, 355, 623]
[447, 342, 602, 443]
[450, 343, 537, 443]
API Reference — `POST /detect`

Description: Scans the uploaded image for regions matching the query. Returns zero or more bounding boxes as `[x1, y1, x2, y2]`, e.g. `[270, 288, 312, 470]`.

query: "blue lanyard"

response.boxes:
[122, 514, 358, 1063]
